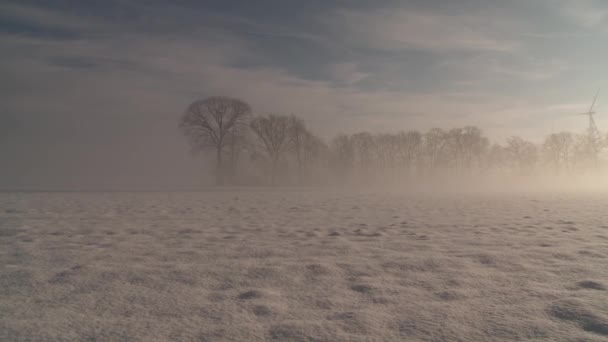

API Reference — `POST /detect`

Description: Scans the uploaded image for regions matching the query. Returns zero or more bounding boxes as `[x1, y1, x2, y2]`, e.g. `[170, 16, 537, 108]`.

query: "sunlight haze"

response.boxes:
[1, 0, 607, 190]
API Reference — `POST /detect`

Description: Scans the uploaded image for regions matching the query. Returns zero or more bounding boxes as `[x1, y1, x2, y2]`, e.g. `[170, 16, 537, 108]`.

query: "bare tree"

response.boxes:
[331, 134, 354, 181]
[296, 131, 328, 184]
[505, 136, 538, 174]
[460, 126, 489, 171]
[288, 115, 309, 183]
[571, 133, 599, 171]
[395, 131, 422, 176]
[250, 114, 292, 184]
[375, 133, 401, 180]
[226, 129, 252, 183]
[177, 97, 603, 186]
[302, 132, 328, 168]
[289, 118, 328, 184]
[486, 143, 508, 174]
[542, 132, 573, 174]
[424, 128, 449, 171]
[179, 96, 251, 185]
[351, 132, 375, 180]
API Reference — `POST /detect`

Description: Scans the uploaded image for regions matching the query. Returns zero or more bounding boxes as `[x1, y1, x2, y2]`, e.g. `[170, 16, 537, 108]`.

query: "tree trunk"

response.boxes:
[271, 160, 277, 185]
[271, 156, 279, 185]
[229, 141, 237, 185]
[296, 150, 303, 185]
[216, 146, 223, 186]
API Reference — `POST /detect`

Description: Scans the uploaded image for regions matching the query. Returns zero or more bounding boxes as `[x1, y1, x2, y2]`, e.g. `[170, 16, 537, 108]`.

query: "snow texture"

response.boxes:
[1, 189, 607, 341]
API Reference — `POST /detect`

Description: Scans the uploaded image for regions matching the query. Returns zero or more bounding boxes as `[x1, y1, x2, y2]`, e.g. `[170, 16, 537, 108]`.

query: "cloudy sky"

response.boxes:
[1, 0, 607, 189]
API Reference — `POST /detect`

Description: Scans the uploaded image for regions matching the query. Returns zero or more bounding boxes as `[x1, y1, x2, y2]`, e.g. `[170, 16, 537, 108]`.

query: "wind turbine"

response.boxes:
[576, 89, 602, 164]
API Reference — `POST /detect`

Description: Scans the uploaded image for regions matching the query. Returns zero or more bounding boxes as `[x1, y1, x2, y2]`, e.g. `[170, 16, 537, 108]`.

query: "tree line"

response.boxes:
[180, 96, 606, 186]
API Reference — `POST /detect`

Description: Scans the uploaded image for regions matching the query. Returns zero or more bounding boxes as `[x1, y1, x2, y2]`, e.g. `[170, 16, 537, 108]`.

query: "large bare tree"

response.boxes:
[179, 96, 251, 185]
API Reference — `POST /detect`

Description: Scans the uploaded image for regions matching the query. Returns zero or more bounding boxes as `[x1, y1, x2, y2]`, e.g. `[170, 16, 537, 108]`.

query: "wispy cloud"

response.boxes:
[558, 0, 608, 28]
[435, 56, 568, 85]
[1, 0, 607, 188]
[0, 2, 100, 34]
[328, 63, 371, 86]
[325, 8, 519, 52]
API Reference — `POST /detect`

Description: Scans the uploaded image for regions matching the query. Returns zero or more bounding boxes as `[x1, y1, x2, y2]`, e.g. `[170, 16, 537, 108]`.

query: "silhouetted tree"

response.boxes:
[297, 131, 329, 184]
[226, 129, 252, 183]
[505, 136, 538, 174]
[542, 132, 573, 174]
[459, 126, 489, 171]
[287, 115, 320, 184]
[395, 131, 422, 176]
[331, 134, 354, 181]
[250, 114, 292, 184]
[571, 133, 600, 170]
[375, 133, 401, 180]
[351, 132, 375, 180]
[486, 143, 508, 174]
[289, 116, 306, 176]
[424, 128, 449, 171]
[179, 96, 251, 185]
[177, 96, 608, 185]
[302, 133, 328, 168]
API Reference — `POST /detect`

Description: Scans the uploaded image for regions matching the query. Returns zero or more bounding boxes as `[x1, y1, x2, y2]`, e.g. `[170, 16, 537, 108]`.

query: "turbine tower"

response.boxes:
[577, 89, 602, 164]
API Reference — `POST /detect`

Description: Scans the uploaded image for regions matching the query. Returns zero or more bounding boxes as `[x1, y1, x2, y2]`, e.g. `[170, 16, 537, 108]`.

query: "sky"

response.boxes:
[1, 0, 607, 190]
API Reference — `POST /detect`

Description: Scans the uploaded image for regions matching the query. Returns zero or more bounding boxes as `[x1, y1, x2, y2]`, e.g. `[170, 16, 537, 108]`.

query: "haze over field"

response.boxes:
[1, 0, 607, 190]
[2, 1, 608, 342]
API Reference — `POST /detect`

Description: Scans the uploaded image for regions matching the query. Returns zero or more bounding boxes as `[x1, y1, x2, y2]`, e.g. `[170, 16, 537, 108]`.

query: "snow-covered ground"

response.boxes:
[1, 189, 608, 341]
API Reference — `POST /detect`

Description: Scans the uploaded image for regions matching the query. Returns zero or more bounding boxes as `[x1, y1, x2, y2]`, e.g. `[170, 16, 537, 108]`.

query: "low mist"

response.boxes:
[178, 97, 608, 193]
[3, 2, 608, 341]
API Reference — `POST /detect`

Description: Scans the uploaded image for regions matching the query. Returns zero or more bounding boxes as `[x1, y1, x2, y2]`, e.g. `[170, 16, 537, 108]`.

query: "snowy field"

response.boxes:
[1, 189, 608, 341]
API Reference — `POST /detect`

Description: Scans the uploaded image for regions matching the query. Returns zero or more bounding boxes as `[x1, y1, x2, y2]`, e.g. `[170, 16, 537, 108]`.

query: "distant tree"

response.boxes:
[331, 134, 354, 181]
[288, 116, 306, 172]
[179, 96, 251, 185]
[375, 133, 401, 179]
[283, 115, 329, 184]
[460, 126, 489, 171]
[250, 114, 292, 184]
[486, 143, 508, 174]
[424, 128, 449, 171]
[436, 126, 486, 172]
[288, 115, 315, 184]
[395, 131, 422, 176]
[573, 128, 608, 170]
[542, 132, 573, 174]
[444, 128, 466, 169]
[571, 133, 599, 171]
[302, 133, 328, 168]
[226, 129, 251, 183]
[298, 131, 329, 184]
[351, 132, 375, 179]
[505, 136, 538, 174]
